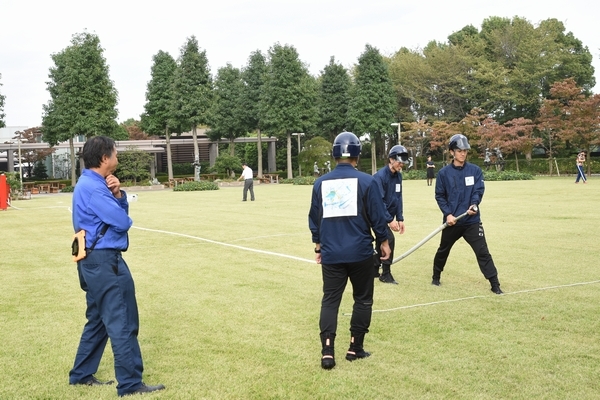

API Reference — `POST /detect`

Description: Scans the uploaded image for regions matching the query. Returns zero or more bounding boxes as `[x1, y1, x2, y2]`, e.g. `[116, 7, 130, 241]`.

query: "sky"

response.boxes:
[1, 0, 598, 128]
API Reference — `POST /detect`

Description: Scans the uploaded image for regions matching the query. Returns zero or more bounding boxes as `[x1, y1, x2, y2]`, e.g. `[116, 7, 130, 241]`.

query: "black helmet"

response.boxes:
[332, 132, 361, 158]
[449, 134, 471, 151]
[388, 145, 409, 163]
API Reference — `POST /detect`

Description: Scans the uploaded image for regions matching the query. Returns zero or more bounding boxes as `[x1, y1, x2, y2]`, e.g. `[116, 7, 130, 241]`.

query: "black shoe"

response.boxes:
[431, 277, 440, 286]
[346, 349, 371, 361]
[321, 354, 335, 370]
[491, 287, 504, 295]
[121, 383, 166, 396]
[379, 273, 398, 284]
[72, 376, 115, 386]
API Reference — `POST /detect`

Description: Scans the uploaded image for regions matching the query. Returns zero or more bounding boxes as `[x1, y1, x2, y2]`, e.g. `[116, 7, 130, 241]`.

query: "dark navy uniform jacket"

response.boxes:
[435, 161, 484, 226]
[373, 165, 403, 224]
[72, 169, 132, 250]
[309, 163, 389, 264]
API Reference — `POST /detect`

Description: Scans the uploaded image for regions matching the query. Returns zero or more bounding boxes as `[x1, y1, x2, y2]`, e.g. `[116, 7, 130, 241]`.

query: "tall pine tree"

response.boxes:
[171, 36, 213, 180]
[347, 44, 397, 173]
[241, 50, 267, 176]
[318, 56, 351, 141]
[140, 50, 177, 179]
[261, 43, 317, 178]
[41, 32, 121, 185]
[208, 63, 246, 155]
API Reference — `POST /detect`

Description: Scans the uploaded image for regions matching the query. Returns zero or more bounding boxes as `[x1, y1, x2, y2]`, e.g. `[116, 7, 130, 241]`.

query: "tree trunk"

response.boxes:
[165, 127, 173, 180]
[192, 125, 200, 181]
[257, 129, 263, 178]
[192, 125, 199, 161]
[514, 152, 519, 173]
[229, 138, 235, 156]
[69, 137, 76, 186]
[371, 138, 377, 175]
[287, 132, 292, 179]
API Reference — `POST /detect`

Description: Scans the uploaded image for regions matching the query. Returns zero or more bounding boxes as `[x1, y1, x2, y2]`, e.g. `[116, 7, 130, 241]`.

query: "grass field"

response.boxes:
[1, 176, 599, 399]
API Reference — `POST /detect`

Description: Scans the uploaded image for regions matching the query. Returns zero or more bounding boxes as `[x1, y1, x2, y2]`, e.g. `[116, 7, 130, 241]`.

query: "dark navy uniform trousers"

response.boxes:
[69, 249, 143, 396]
[320, 256, 374, 338]
[433, 222, 498, 279]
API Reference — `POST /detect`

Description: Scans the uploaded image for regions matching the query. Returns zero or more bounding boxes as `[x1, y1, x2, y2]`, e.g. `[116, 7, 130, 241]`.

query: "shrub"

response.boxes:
[173, 163, 195, 175]
[173, 181, 219, 191]
[292, 176, 317, 185]
[61, 186, 74, 193]
[402, 170, 427, 180]
[483, 170, 534, 181]
[2, 172, 22, 192]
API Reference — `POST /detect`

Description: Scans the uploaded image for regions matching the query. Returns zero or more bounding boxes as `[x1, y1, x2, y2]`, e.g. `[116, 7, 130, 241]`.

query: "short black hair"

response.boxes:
[82, 136, 116, 169]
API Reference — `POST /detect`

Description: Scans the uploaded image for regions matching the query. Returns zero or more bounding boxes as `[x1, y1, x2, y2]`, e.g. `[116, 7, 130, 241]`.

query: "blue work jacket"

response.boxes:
[72, 169, 132, 250]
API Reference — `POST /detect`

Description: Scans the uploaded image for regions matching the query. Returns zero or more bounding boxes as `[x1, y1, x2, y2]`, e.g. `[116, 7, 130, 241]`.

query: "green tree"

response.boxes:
[32, 160, 48, 180]
[241, 50, 267, 176]
[208, 63, 246, 155]
[0, 73, 5, 128]
[479, 16, 595, 122]
[171, 36, 213, 180]
[114, 147, 153, 184]
[318, 56, 351, 141]
[298, 136, 332, 175]
[41, 32, 121, 185]
[347, 44, 397, 173]
[212, 153, 242, 178]
[260, 43, 318, 178]
[140, 50, 177, 179]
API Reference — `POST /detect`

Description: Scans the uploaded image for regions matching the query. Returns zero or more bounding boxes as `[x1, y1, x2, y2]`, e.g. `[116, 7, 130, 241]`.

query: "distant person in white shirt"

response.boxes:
[237, 163, 255, 201]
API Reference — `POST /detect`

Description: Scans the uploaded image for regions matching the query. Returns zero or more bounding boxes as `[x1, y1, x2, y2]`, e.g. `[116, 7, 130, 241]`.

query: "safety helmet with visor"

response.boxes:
[388, 145, 409, 164]
[448, 134, 471, 151]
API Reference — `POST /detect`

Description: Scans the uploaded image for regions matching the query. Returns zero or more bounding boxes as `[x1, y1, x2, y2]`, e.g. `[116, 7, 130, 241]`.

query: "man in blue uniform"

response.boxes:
[431, 134, 503, 295]
[309, 132, 391, 370]
[70, 136, 165, 396]
[373, 145, 409, 284]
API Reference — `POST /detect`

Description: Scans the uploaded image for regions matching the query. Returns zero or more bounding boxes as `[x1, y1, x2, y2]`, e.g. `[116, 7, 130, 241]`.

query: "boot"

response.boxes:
[346, 333, 371, 361]
[489, 275, 503, 295]
[320, 333, 336, 369]
[379, 264, 398, 284]
[431, 267, 441, 286]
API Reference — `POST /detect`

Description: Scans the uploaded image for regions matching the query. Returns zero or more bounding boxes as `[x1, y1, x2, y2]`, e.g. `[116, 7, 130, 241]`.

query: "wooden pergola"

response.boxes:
[0, 136, 278, 179]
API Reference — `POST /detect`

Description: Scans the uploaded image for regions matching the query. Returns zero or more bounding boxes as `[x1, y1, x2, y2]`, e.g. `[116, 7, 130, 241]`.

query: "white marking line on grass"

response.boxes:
[132, 226, 316, 264]
[344, 280, 600, 315]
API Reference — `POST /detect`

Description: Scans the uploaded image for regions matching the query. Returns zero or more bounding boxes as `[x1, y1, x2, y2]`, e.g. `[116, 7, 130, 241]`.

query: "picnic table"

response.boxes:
[262, 174, 279, 184]
[23, 182, 37, 194]
[168, 178, 186, 188]
[200, 174, 218, 181]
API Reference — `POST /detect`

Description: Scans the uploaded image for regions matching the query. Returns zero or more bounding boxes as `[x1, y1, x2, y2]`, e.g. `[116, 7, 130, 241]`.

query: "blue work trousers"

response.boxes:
[69, 249, 144, 396]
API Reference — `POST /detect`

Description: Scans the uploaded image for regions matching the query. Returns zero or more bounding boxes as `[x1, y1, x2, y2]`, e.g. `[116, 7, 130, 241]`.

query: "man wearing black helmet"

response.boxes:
[431, 134, 503, 295]
[372, 144, 409, 284]
[309, 131, 391, 370]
